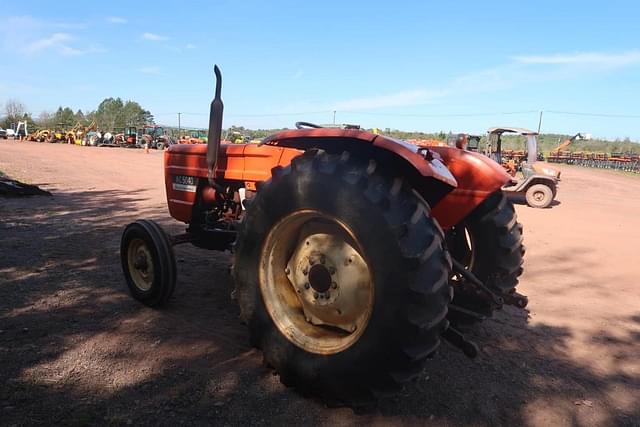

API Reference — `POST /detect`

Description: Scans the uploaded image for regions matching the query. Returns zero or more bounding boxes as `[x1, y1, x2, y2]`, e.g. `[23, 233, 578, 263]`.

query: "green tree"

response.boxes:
[75, 109, 87, 125]
[94, 98, 153, 129]
[95, 97, 125, 130]
[122, 101, 153, 127]
[53, 107, 75, 128]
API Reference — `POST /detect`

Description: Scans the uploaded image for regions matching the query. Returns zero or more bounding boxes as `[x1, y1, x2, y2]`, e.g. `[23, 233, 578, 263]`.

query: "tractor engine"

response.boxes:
[194, 185, 243, 230]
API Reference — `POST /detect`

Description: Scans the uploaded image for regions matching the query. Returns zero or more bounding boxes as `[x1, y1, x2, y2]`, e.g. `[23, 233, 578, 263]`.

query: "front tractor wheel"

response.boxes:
[120, 220, 176, 307]
[234, 150, 452, 403]
[525, 183, 553, 208]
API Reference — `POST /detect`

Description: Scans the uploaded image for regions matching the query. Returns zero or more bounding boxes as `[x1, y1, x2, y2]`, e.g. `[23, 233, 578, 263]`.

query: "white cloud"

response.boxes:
[22, 32, 102, 56]
[139, 66, 161, 75]
[107, 16, 127, 24]
[142, 32, 169, 41]
[321, 50, 640, 112]
[25, 32, 72, 53]
[185, 43, 196, 49]
[514, 51, 640, 66]
[1, 16, 102, 57]
[333, 89, 447, 111]
[64, 45, 106, 56]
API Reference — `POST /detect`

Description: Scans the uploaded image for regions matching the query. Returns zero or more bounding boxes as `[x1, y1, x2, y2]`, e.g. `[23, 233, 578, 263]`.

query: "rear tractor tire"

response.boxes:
[525, 183, 553, 208]
[233, 149, 452, 404]
[120, 220, 176, 307]
[446, 191, 524, 327]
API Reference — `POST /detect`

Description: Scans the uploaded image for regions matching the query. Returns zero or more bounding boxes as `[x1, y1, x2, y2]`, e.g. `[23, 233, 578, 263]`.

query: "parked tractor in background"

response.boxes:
[121, 66, 526, 405]
[114, 126, 140, 147]
[141, 125, 174, 149]
[448, 132, 480, 151]
[485, 127, 560, 208]
[124, 126, 138, 146]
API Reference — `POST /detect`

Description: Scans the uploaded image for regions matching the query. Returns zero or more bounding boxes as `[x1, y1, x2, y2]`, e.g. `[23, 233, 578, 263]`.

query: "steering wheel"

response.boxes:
[295, 121, 323, 129]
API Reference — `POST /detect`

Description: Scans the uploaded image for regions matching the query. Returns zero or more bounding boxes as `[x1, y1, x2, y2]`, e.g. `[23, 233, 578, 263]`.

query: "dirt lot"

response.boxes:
[1, 140, 638, 426]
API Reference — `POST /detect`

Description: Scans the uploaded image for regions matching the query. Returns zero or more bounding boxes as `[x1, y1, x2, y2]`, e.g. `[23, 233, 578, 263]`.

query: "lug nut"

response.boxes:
[304, 283, 310, 289]
[313, 292, 319, 299]
[331, 282, 337, 289]
[320, 255, 326, 264]
[309, 258, 315, 265]
[302, 267, 308, 275]
[285, 267, 290, 275]
[328, 267, 336, 274]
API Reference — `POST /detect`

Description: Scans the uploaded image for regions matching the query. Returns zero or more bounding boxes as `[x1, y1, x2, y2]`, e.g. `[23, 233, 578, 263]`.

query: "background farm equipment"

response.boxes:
[486, 127, 560, 208]
[13, 122, 28, 140]
[547, 133, 590, 162]
[547, 142, 640, 173]
[27, 129, 51, 142]
[84, 130, 113, 146]
[178, 129, 208, 144]
[120, 66, 526, 405]
[140, 125, 174, 149]
[124, 127, 138, 146]
[114, 126, 140, 147]
[46, 124, 68, 143]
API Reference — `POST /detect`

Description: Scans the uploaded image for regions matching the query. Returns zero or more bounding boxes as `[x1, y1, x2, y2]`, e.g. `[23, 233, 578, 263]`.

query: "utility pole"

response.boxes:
[333, 110, 336, 125]
[178, 112, 181, 136]
[537, 111, 543, 134]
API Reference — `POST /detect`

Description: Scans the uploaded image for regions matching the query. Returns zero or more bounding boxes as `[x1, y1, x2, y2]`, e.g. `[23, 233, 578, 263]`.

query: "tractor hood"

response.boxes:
[533, 162, 561, 180]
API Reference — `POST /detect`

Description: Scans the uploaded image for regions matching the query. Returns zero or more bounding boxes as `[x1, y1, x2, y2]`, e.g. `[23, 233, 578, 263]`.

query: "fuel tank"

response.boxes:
[164, 143, 300, 222]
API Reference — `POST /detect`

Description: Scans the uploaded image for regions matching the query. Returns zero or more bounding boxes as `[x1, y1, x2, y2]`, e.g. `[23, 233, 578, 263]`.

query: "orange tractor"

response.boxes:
[121, 66, 526, 404]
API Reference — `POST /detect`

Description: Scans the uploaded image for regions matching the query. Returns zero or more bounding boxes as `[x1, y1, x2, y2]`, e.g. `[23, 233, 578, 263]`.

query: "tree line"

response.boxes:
[1, 98, 154, 131]
[3, 99, 638, 154]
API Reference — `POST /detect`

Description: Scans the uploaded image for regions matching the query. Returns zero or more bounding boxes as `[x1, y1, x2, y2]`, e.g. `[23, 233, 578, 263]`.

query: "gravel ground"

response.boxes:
[0, 140, 638, 426]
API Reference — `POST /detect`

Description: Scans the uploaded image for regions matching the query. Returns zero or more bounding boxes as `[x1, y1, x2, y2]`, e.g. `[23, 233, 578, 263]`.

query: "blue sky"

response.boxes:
[1, 0, 639, 139]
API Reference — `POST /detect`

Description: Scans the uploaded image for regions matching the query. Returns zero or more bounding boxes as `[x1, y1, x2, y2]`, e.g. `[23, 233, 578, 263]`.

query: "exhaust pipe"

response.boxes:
[207, 65, 224, 188]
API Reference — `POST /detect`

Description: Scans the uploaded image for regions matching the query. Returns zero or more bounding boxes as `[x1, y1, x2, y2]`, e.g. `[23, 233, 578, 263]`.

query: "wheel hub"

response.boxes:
[127, 238, 154, 291]
[308, 264, 332, 293]
[259, 210, 374, 354]
[134, 254, 148, 271]
[285, 231, 371, 334]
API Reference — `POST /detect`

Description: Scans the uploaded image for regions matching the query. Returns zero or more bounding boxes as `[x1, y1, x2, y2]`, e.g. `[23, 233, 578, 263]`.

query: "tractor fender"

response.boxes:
[262, 129, 457, 207]
[428, 146, 513, 229]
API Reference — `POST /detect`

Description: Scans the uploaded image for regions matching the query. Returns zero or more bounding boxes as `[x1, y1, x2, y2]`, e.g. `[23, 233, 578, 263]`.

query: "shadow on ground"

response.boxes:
[0, 186, 638, 426]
